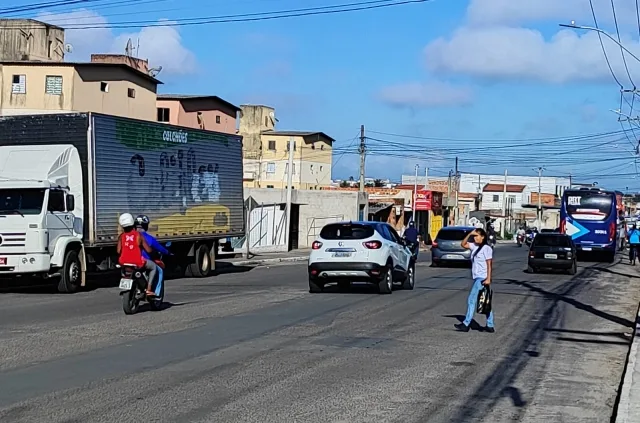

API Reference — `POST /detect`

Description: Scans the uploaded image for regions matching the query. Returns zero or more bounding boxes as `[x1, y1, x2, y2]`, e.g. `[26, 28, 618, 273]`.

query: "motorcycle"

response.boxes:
[118, 242, 171, 315]
[516, 234, 525, 247]
[525, 231, 535, 246]
[488, 234, 496, 248]
[404, 238, 420, 261]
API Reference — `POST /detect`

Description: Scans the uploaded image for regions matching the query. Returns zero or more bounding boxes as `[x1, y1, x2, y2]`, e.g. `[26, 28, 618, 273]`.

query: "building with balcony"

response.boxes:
[0, 57, 161, 120]
[240, 104, 334, 190]
[156, 94, 240, 134]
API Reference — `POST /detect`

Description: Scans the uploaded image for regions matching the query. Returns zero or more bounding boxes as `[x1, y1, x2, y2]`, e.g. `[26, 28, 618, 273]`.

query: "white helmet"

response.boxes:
[118, 213, 134, 228]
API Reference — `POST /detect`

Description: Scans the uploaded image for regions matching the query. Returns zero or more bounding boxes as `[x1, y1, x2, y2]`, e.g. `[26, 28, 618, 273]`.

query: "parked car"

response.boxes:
[431, 226, 476, 267]
[527, 233, 577, 274]
[308, 221, 415, 294]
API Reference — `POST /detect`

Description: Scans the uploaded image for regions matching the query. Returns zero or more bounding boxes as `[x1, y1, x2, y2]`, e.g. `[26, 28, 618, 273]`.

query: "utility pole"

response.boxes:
[535, 167, 545, 229]
[284, 137, 295, 251]
[501, 169, 508, 237]
[454, 157, 459, 225]
[569, 173, 572, 189]
[447, 170, 452, 226]
[424, 167, 429, 190]
[359, 125, 366, 192]
[412, 164, 418, 223]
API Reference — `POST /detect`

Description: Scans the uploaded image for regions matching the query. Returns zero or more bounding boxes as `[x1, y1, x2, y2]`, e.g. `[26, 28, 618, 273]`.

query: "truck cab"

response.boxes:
[0, 145, 85, 291]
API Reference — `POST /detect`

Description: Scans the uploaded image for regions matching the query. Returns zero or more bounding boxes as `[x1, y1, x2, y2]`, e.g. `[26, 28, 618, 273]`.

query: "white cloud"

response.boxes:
[377, 81, 473, 108]
[37, 10, 196, 75]
[424, 26, 640, 84]
[466, 0, 637, 27]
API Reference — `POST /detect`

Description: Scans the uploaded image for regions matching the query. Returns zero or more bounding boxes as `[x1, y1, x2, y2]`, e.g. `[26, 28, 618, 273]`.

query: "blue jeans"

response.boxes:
[463, 277, 495, 328]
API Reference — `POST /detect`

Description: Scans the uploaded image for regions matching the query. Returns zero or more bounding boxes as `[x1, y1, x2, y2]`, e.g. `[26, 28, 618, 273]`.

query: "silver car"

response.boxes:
[431, 226, 475, 266]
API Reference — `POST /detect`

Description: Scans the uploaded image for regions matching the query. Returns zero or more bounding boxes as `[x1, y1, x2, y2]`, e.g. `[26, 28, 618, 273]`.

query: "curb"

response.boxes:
[220, 256, 308, 267]
[613, 305, 640, 422]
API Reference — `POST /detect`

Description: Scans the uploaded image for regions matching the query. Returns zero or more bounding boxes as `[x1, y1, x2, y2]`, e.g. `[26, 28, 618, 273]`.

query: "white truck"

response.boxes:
[0, 113, 245, 292]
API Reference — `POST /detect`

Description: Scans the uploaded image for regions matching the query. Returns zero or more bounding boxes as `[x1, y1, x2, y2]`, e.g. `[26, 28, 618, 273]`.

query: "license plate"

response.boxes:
[544, 254, 557, 259]
[332, 252, 352, 258]
[0, 257, 5, 265]
[582, 247, 592, 251]
[444, 254, 464, 259]
[119, 278, 133, 290]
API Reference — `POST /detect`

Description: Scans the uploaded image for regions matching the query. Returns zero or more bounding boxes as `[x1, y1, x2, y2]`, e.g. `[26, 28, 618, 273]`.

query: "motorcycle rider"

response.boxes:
[403, 220, 419, 257]
[516, 226, 526, 245]
[134, 215, 170, 261]
[487, 221, 497, 246]
[628, 222, 640, 265]
[117, 213, 157, 296]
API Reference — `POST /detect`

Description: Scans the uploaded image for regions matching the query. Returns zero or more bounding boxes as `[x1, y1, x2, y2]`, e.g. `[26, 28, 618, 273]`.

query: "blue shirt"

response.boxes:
[629, 229, 640, 244]
[140, 231, 169, 260]
[404, 227, 418, 243]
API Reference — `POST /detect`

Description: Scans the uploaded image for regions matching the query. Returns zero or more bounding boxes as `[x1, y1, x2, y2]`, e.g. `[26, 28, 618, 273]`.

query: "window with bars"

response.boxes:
[45, 75, 63, 95]
[11, 75, 26, 94]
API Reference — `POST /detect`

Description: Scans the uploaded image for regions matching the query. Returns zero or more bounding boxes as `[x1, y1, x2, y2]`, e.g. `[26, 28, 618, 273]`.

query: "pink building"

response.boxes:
[156, 94, 240, 134]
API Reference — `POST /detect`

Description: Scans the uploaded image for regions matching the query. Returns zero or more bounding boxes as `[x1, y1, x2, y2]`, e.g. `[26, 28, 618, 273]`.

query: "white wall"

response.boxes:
[245, 188, 368, 249]
[481, 191, 526, 211]
[459, 173, 570, 196]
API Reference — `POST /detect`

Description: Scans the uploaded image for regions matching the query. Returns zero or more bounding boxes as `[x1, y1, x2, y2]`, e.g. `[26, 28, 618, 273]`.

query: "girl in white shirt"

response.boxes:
[454, 228, 495, 333]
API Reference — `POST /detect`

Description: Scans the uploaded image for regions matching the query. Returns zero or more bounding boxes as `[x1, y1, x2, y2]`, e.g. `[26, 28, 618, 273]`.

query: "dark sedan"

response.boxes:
[528, 233, 577, 275]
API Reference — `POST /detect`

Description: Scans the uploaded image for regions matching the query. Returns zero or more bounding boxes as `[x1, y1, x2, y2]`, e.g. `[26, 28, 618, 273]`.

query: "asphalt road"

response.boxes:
[0, 245, 639, 423]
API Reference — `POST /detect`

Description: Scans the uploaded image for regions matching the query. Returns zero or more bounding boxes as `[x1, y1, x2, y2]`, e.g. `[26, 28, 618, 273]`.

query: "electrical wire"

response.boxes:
[1, 0, 429, 28]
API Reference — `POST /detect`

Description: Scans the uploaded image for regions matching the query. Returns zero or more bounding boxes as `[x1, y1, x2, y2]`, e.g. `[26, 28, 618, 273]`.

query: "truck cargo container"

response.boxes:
[0, 113, 244, 292]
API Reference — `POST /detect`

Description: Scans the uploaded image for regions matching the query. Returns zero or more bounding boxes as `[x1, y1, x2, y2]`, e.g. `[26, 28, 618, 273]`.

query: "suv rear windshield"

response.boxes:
[436, 229, 471, 241]
[320, 223, 374, 240]
[533, 235, 572, 247]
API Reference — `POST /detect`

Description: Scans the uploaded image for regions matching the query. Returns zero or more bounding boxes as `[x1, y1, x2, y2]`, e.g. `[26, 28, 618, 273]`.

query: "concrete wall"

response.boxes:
[0, 19, 65, 62]
[481, 191, 526, 211]
[239, 104, 275, 154]
[245, 188, 368, 249]
[0, 64, 75, 113]
[459, 173, 570, 196]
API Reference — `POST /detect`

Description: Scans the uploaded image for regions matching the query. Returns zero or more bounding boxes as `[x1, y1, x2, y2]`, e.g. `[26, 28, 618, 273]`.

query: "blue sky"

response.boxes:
[11, 0, 640, 191]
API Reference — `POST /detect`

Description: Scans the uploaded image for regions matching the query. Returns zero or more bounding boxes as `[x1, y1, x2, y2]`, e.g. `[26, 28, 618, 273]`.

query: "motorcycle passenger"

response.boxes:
[628, 223, 640, 265]
[134, 215, 170, 261]
[117, 213, 157, 297]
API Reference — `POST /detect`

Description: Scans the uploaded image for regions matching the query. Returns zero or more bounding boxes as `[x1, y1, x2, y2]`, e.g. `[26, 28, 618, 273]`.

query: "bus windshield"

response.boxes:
[565, 191, 613, 221]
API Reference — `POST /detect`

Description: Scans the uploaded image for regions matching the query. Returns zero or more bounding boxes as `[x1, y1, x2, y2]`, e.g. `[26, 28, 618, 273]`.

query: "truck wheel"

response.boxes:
[57, 249, 81, 293]
[187, 243, 211, 278]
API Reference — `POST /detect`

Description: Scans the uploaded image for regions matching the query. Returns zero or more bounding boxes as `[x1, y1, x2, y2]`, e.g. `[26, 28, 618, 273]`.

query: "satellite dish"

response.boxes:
[148, 66, 162, 77]
[64, 43, 73, 53]
[269, 110, 279, 123]
[125, 38, 133, 56]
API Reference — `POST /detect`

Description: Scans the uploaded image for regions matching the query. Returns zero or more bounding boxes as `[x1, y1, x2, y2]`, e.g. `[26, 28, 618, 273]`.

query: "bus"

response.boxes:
[560, 188, 620, 262]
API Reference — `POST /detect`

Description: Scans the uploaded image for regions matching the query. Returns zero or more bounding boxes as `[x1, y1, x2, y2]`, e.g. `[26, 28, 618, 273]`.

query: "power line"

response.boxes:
[1, 0, 430, 28]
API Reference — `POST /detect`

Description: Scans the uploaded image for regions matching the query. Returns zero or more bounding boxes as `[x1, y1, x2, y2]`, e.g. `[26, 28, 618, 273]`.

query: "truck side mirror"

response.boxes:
[66, 195, 75, 212]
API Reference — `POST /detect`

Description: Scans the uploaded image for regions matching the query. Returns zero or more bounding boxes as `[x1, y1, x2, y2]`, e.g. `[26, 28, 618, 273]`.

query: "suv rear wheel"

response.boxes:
[402, 264, 415, 290]
[309, 278, 323, 293]
[378, 266, 393, 294]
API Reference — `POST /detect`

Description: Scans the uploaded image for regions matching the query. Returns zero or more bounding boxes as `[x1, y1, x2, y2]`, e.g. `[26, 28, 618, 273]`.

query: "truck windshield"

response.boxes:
[0, 189, 46, 215]
[564, 191, 613, 221]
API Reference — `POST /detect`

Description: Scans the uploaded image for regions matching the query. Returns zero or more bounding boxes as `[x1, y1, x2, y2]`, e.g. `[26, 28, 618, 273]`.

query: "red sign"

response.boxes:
[414, 190, 442, 211]
[0, 258, 5, 265]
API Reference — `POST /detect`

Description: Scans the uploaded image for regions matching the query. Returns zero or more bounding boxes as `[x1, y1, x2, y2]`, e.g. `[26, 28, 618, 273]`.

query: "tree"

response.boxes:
[340, 180, 349, 188]
[374, 179, 384, 187]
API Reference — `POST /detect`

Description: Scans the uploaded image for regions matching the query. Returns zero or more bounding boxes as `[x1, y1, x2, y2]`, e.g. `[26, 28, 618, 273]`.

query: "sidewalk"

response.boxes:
[613, 306, 640, 422]
[216, 249, 310, 268]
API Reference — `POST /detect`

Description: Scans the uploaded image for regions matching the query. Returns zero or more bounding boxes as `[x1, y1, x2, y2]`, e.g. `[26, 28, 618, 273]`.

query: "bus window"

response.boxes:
[565, 192, 613, 221]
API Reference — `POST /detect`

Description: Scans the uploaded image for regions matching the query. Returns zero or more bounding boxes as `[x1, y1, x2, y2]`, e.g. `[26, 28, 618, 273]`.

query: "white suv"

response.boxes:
[308, 221, 415, 294]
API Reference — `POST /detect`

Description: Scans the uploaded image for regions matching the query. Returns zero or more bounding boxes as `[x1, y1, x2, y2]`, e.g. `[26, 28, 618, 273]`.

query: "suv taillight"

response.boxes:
[312, 241, 323, 250]
[363, 240, 382, 249]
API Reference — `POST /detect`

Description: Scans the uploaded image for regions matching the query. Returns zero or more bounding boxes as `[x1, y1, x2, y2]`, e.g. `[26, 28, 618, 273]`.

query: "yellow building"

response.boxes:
[0, 58, 161, 121]
[240, 105, 334, 190]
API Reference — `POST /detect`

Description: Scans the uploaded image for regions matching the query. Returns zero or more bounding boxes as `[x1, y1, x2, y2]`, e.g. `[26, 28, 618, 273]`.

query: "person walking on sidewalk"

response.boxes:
[454, 228, 495, 333]
[628, 223, 640, 265]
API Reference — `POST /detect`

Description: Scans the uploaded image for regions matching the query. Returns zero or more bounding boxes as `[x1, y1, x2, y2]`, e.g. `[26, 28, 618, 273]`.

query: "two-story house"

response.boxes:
[481, 184, 527, 212]
[0, 55, 161, 120]
[156, 94, 240, 134]
[240, 104, 334, 190]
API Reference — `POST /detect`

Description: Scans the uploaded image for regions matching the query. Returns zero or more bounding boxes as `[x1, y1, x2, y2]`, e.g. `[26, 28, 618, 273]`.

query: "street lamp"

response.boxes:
[559, 23, 640, 64]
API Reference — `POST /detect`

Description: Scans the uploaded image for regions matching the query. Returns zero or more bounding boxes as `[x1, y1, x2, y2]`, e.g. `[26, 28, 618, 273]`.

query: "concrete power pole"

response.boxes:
[501, 169, 507, 237]
[412, 164, 418, 223]
[284, 137, 295, 250]
[454, 157, 459, 225]
[359, 125, 366, 192]
[535, 167, 545, 229]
